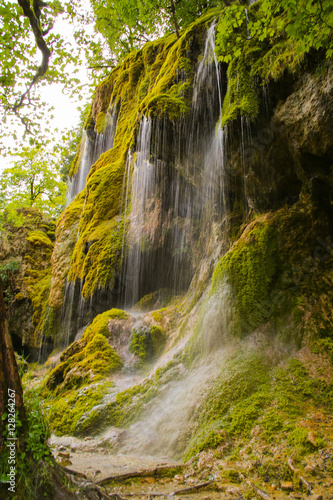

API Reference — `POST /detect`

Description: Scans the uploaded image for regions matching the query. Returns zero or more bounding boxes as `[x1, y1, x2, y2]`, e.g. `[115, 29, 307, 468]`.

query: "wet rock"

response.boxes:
[60, 339, 87, 363]
[281, 481, 294, 491]
[60, 458, 72, 467]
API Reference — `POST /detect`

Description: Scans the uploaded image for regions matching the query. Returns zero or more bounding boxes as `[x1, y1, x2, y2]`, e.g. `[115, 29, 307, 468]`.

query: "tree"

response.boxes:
[0, 145, 67, 225]
[90, 0, 218, 57]
[0, 0, 84, 149]
[0, 282, 27, 453]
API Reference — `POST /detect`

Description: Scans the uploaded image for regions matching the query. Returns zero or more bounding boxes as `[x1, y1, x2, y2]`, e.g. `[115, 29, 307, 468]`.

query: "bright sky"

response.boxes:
[1, 2, 95, 172]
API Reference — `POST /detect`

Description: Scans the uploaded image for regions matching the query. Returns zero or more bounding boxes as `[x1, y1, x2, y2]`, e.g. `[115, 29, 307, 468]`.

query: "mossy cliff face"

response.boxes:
[23, 8, 333, 470]
[47, 13, 218, 343]
[0, 209, 55, 359]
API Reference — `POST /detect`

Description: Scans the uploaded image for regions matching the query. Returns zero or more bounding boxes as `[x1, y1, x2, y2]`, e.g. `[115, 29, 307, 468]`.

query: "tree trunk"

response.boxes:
[0, 283, 27, 450]
[169, 0, 180, 39]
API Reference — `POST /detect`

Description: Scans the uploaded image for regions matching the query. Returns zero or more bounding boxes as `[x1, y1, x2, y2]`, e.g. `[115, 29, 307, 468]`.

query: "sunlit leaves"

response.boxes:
[216, 0, 333, 80]
[0, 146, 67, 224]
[0, 0, 90, 148]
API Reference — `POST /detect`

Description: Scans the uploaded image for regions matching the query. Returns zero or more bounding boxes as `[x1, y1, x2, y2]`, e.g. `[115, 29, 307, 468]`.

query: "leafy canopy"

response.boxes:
[90, 0, 219, 58]
[0, 0, 90, 149]
[0, 145, 67, 225]
[216, 0, 333, 74]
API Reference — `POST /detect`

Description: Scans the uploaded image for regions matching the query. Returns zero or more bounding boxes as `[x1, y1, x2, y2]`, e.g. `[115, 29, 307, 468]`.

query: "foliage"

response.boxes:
[24, 390, 51, 462]
[0, 385, 52, 498]
[0, 261, 20, 287]
[215, 0, 333, 124]
[0, 0, 85, 146]
[0, 145, 67, 224]
[90, 0, 218, 59]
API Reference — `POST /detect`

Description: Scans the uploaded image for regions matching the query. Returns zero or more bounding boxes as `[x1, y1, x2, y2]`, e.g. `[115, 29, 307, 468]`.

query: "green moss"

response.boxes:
[183, 339, 333, 461]
[136, 289, 174, 311]
[221, 58, 259, 126]
[95, 111, 107, 133]
[151, 311, 163, 322]
[219, 469, 242, 484]
[311, 338, 333, 363]
[129, 325, 166, 363]
[287, 427, 318, 455]
[26, 230, 54, 250]
[59, 13, 215, 301]
[44, 313, 126, 393]
[69, 138, 86, 178]
[212, 217, 277, 336]
[24, 229, 54, 345]
[150, 326, 166, 355]
[83, 308, 129, 342]
[45, 381, 112, 436]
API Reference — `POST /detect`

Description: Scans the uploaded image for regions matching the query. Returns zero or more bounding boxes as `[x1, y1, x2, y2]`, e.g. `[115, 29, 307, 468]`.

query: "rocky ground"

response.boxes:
[49, 433, 333, 499]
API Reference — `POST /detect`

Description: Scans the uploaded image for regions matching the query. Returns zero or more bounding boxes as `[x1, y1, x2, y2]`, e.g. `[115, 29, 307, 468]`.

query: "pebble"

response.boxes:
[174, 474, 184, 482]
[281, 481, 294, 491]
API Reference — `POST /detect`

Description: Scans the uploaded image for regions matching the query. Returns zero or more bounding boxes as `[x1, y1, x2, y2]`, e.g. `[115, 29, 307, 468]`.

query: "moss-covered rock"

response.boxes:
[129, 325, 166, 363]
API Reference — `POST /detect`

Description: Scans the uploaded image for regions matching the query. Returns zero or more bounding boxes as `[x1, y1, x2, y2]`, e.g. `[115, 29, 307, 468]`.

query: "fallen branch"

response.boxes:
[247, 482, 271, 500]
[299, 475, 312, 494]
[287, 456, 297, 474]
[173, 480, 215, 495]
[97, 464, 183, 486]
[288, 456, 313, 494]
[254, 487, 271, 500]
[124, 481, 215, 497]
[62, 466, 87, 479]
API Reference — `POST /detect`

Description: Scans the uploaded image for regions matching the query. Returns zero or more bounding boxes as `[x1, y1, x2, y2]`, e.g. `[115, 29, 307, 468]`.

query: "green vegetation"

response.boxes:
[0, 146, 67, 227]
[44, 381, 113, 436]
[83, 308, 129, 342]
[212, 217, 277, 336]
[0, 385, 53, 499]
[216, 0, 333, 125]
[129, 325, 166, 363]
[184, 347, 332, 461]
[44, 309, 128, 393]
[91, 0, 218, 59]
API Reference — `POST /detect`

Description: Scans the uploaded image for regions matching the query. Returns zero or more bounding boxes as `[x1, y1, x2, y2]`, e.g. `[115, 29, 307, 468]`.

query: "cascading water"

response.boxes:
[67, 104, 118, 204]
[120, 22, 226, 307]
[58, 105, 119, 347]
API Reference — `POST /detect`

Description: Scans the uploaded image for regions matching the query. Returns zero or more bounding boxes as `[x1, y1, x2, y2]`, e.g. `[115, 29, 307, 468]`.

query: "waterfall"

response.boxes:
[67, 104, 118, 203]
[119, 22, 226, 307]
[122, 117, 154, 305]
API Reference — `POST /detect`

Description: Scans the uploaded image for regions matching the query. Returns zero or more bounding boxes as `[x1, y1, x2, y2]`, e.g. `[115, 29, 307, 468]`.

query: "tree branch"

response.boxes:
[13, 0, 51, 111]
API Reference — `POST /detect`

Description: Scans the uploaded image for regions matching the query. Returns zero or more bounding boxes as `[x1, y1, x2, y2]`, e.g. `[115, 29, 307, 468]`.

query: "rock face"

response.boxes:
[0, 210, 55, 359]
[5, 18, 333, 365]
[19, 17, 333, 486]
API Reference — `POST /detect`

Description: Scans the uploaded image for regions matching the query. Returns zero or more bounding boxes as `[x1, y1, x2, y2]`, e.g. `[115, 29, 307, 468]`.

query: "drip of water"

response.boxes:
[123, 117, 154, 305]
[67, 105, 118, 204]
[193, 21, 222, 113]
